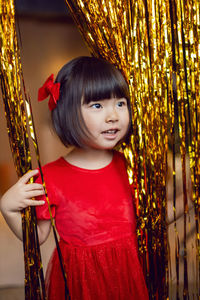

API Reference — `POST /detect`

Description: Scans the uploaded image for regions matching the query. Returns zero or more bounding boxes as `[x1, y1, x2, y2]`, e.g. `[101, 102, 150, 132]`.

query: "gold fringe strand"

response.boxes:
[0, 1, 46, 299]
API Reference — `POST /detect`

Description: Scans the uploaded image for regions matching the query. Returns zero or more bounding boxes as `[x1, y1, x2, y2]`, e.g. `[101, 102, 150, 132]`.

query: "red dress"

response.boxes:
[36, 151, 149, 300]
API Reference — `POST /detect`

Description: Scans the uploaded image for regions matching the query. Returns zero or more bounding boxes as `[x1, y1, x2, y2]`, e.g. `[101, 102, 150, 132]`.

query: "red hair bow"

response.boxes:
[38, 74, 60, 111]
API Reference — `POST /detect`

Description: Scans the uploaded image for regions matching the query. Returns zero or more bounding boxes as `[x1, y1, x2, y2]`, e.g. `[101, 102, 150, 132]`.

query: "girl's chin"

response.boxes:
[81, 136, 123, 151]
[90, 143, 119, 151]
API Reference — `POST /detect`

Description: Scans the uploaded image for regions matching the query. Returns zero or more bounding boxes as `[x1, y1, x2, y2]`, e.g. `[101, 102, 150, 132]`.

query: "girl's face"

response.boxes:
[81, 97, 130, 150]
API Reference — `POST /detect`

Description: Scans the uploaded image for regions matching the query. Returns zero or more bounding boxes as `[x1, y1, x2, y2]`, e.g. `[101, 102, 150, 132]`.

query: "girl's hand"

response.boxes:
[0, 169, 48, 242]
[0, 169, 45, 214]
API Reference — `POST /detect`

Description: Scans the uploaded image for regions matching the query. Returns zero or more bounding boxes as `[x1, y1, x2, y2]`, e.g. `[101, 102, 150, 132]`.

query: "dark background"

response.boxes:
[15, 0, 69, 16]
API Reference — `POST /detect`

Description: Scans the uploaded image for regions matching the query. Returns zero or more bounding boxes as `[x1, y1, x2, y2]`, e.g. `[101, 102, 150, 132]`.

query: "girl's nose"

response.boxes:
[106, 108, 119, 123]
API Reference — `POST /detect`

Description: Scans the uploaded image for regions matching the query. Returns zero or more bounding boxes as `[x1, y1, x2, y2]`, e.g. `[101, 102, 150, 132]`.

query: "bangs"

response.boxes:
[79, 58, 129, 104]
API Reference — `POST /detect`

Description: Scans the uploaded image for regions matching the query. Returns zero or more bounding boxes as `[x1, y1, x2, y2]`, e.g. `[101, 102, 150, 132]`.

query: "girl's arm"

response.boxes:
[0, 169, 51, 244]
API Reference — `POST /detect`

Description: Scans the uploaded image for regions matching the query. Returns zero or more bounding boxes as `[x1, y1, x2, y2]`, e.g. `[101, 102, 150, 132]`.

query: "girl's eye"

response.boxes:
[91, 103, 102, 109]
[117, 100, 127, 107]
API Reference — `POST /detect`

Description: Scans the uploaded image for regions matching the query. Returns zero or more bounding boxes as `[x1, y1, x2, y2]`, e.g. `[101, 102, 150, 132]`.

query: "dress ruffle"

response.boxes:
[45, 235, 149, 300]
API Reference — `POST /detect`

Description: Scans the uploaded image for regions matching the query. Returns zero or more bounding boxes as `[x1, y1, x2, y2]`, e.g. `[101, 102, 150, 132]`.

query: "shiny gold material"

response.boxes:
[0, 1, 46, 299]
[65, 0, 200, 298]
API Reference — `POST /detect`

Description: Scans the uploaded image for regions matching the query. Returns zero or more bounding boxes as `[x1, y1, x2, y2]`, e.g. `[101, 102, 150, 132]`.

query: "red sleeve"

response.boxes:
[34, 170, 56, 220]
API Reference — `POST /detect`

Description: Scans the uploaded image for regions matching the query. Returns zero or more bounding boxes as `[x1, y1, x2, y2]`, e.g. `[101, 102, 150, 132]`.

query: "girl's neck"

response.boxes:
[64, 148, 114, 170]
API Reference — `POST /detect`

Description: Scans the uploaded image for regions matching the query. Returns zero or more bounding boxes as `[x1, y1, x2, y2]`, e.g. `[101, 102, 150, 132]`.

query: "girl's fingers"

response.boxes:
[24, 183, 44, 191]
[25, 190, 45, 198]
[24, 199, 45, 207]
[18, 169, 39, 184]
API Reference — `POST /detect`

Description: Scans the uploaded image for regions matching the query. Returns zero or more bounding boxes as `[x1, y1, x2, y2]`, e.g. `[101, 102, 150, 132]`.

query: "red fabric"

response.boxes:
[35, 151, 149, 299]
[46, 236, 148, 300]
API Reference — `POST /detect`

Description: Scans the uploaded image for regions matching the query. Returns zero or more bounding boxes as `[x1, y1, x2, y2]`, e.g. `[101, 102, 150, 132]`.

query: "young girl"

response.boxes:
[0, 56, 149, 300]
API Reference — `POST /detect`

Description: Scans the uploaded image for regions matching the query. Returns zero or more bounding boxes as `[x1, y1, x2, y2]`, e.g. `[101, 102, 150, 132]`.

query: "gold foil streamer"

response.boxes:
[65, 0, 200, 298]
[26, 96, 70, 299]
[169, 0, 200, 297]
[0, 1, 46, 299]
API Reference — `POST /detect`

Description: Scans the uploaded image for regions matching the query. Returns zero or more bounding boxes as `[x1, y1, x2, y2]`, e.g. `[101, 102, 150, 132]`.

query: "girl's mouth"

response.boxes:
[102, 129, 119, 134]
[101, 129, 120, 140]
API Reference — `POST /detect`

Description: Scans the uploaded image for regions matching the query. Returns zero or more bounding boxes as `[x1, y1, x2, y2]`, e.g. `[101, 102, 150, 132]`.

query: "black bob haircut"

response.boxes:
[52, 56, 132, 148]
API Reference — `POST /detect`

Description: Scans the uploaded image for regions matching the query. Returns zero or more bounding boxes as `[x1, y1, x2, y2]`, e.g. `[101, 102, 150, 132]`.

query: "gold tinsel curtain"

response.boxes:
[0, 1, 69, 299]
[0, 1, 46, 299]
[0, 0, 199, 299]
